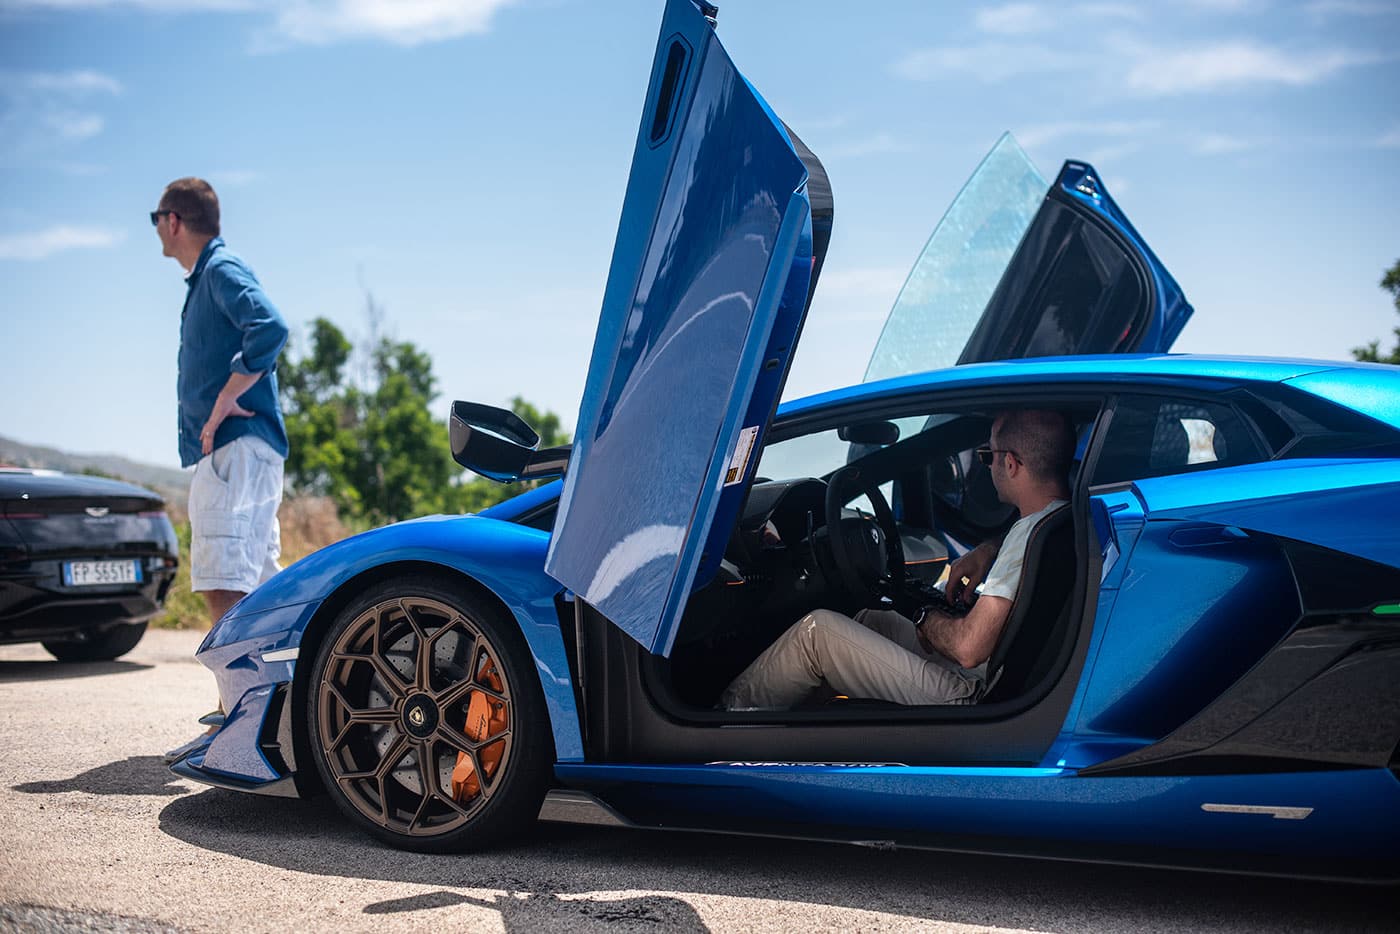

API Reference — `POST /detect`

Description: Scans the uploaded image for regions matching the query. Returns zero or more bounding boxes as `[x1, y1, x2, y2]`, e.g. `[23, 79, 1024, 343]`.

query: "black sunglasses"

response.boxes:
[975, 447, 1019, 467]
[149, 210, 178, 226]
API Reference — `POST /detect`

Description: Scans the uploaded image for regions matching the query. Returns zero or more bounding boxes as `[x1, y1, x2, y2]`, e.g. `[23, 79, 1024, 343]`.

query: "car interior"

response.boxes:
[651, 398, 1104, 720]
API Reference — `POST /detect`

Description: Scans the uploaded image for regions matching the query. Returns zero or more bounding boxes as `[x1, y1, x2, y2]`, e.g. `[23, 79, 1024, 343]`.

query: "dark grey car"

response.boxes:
[0, 468, 179, 661]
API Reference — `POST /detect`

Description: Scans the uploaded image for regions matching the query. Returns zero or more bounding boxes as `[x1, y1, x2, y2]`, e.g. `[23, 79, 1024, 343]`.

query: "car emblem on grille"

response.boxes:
[85, 507, 110, 518]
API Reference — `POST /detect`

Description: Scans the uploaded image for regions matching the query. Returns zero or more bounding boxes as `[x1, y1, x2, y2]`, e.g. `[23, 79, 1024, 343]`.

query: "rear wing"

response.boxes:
[449, 401, 571, 483]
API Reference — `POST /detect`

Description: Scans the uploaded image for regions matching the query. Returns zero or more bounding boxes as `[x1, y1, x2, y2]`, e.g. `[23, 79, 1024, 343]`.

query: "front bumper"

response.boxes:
[172, 603, 316, 796]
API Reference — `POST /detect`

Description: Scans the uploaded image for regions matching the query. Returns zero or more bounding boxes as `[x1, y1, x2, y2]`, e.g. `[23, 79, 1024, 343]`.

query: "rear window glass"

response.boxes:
[1092, 395, 1264, 486]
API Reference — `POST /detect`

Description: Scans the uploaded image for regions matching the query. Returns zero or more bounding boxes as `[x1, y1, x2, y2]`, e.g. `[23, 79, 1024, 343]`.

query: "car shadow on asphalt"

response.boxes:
[156, 788, 1399, 932]
[361, 889, 707, 930]
[13, 755, 187, 796]
[0, 659, 152, 683]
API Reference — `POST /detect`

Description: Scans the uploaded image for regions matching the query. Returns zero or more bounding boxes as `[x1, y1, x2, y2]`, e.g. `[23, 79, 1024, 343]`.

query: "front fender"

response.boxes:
[200, 513, 583, 762]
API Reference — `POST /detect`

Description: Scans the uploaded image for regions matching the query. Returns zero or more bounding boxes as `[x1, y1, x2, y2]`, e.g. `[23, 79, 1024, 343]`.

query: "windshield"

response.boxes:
[864, 133, 1047, 383]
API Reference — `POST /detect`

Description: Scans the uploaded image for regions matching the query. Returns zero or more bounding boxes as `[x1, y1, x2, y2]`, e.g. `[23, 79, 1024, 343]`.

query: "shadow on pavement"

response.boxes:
[157, 788, 1399, 932]
[362, 890, 706, 931]
[0, 659, 152, 682]
[14, 755, 187, 796]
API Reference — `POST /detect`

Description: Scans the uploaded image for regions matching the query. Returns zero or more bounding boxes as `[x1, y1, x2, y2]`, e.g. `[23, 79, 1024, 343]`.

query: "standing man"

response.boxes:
[154, 177, 290, 763]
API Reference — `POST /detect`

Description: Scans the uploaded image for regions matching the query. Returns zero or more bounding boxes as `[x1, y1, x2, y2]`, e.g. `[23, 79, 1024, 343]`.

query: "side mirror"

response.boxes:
[450, 401, 571, 483]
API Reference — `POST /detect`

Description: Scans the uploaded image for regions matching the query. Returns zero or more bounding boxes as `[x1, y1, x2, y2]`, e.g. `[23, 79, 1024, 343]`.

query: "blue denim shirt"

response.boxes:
[176, 237, 290, 468]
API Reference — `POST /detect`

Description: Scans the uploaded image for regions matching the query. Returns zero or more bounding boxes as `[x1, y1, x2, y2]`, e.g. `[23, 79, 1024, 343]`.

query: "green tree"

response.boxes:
[1353, 258, 1400, 365]
[281, 318, 357, 502]
[280, 309, 569, 525]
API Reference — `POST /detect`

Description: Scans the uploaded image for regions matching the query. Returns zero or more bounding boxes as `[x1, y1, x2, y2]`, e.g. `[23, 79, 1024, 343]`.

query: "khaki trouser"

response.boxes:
[720, 608, 983, 710]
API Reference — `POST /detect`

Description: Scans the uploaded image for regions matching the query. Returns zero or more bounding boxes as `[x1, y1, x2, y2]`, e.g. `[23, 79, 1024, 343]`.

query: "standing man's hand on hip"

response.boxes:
[201, 371, 262, 455]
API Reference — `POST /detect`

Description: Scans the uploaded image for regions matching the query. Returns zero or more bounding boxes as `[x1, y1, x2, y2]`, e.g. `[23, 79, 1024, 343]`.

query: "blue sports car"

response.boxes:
[173, 0, 1400, 881]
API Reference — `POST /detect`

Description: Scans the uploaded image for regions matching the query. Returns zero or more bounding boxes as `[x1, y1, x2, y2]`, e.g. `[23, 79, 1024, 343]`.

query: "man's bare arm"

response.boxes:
[917, 594, 1013, 669]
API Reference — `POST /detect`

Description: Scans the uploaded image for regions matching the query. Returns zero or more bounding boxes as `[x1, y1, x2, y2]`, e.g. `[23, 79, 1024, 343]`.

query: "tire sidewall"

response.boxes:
[43, 620, 148, 663]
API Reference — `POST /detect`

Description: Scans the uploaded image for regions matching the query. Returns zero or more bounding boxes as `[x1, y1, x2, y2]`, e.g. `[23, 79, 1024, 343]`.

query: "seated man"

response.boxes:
[720, 409, 1075, 710]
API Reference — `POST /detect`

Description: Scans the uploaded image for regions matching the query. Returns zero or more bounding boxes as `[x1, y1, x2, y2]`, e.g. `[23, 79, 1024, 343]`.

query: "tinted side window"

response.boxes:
[1092, 395, 1264, 486]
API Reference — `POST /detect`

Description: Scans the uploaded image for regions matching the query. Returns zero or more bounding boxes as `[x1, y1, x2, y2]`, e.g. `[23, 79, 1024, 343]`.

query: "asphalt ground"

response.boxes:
[1, 629, 1397, 933]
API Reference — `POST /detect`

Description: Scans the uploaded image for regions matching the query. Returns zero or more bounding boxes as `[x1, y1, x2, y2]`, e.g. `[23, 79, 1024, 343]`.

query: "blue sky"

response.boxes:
[2, 0, 1398, 470]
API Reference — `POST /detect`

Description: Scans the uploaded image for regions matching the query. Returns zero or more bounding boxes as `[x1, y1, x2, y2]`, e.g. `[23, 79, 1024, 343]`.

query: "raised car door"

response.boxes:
[544, 0, 825, 656]
[866, 134, 1193, 383]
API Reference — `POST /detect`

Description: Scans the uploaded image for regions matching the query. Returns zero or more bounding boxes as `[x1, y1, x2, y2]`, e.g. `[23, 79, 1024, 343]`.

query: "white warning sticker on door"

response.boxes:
[724, 426, 760, 487]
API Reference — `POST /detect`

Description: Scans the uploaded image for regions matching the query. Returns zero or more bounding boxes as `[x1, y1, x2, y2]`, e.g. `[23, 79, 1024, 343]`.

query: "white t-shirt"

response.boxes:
[979, 499, 1069, 601]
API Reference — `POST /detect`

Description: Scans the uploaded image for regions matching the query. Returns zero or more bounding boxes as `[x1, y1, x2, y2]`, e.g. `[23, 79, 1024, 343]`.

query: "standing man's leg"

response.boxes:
[165, 436, 284, 762]
[203, 589, 244, 624]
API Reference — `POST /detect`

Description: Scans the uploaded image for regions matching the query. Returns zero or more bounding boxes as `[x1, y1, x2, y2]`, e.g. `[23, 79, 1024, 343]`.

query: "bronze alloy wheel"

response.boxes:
[314, 591, 520, 840]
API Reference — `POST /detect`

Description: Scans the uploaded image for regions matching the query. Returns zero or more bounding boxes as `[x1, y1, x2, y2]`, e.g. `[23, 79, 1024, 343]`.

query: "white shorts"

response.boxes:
[188, 434, 284, 594]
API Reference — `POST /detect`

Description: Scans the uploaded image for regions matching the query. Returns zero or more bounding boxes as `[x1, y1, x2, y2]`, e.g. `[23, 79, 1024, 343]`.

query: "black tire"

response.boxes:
[306, 575, 553, 852]
[42, 621, 148, 662]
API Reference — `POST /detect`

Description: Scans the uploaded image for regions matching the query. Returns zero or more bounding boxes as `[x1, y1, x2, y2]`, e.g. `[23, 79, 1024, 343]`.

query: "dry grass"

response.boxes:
[279, 496, 357, 566]
[154, 495, 355, 630]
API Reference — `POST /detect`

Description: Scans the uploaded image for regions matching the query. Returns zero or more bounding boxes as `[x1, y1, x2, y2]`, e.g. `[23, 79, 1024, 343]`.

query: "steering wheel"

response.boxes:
[823, 465, 906, 607]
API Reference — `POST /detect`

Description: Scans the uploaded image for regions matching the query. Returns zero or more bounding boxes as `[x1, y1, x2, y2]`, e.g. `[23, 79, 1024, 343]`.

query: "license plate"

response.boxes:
[64, 559, 143, 587]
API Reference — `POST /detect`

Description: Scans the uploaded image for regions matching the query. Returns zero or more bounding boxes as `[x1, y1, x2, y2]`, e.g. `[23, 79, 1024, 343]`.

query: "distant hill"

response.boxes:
[0, 434, 189, 503]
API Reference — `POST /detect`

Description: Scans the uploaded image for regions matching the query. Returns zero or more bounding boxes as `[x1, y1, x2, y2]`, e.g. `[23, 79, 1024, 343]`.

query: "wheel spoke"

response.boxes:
[436, 675, 504, 711]
[438, 721, 508, 755]
[398, 599, 436, 690]
[326, 680, 397, 724]
[408, 753, 436, 833]
[374, 733, 411, 781]
[370, 613, 414, 695]
[438, 789, 471, 816]
[366, 651, 411, 699]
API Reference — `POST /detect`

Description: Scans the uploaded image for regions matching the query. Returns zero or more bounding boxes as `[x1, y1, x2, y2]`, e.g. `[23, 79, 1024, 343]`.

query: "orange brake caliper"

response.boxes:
[451, 657, 508, 802]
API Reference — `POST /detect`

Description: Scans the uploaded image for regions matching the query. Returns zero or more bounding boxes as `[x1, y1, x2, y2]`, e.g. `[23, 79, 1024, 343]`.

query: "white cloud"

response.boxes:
[974, 3, 1050, 35]
[1304, 0, 1398, 16]
[15, 70, 123, 95]
[1125, 41, 1382, 94]
[1378, 127, 1400, 148]
[0, 225, 125, 261]
[817, 265, 910, 302]
[1193, 133, 1254, 154]
[823, 133, 913, 158]
[209, 168, 261, 186]
[1072, 3, 1145, 21]
[269, 0, 517, 47]
[1182, 0, 1261, 11]
[1100, 173, 1130, 197]
[0, 68, 122, 98]
[41, 110, 103, 139]
[0, 1, 255, 10]
[1015, 119, 1158, 149]
[0, 69, 121, 158]
[2, 0, 515, 46]
[790, 113, 849, 133]
[1083, 141, 1143, 165]
[892, 43, 1077, 82]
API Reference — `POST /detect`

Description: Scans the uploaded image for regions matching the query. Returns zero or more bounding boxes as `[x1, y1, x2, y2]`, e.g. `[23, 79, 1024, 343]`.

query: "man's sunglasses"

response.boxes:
[149, 210, 178, 226]
[975, 447, 1019, 467]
